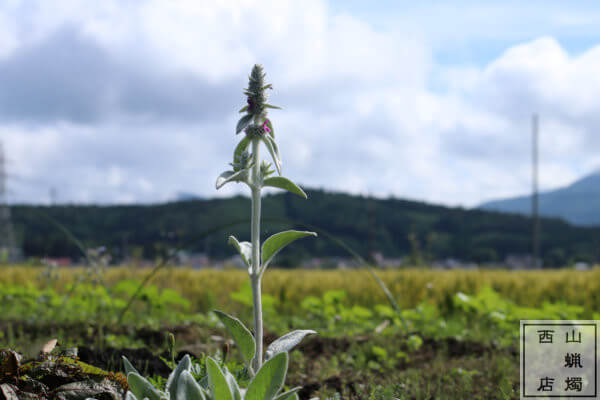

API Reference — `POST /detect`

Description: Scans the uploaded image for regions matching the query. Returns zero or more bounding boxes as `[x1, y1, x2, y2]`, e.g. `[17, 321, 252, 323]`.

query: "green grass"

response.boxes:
[2, 265, 600, 313]
[2, 265, 598, 398]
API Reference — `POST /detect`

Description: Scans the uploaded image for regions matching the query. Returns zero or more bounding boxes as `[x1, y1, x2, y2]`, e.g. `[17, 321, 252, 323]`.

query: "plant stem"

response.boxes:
[250, 137, 263, 371]
[251, 274, 263, 370]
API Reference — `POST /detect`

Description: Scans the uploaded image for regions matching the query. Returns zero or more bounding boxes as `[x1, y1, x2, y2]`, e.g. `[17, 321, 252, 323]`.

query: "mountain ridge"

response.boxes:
[479, 171, 600, 227]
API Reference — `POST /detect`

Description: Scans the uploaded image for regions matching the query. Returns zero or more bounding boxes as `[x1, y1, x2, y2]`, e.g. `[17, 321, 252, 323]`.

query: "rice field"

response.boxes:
[2, 265, 599, 313]
[1, 264, 598, 399]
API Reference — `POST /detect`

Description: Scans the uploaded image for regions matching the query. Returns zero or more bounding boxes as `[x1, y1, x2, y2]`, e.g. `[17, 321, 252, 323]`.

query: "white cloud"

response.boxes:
[1, 1, 599, 209]
[431, 37, 600, 202]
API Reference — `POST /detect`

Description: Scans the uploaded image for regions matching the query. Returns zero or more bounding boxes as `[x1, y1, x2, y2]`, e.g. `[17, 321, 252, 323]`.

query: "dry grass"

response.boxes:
[3, 265, 600, 314]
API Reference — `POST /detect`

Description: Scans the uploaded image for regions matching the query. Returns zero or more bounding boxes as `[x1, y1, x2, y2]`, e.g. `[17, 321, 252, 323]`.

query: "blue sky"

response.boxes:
[2, 1, 600, 206]
[331, 1, 600, 64]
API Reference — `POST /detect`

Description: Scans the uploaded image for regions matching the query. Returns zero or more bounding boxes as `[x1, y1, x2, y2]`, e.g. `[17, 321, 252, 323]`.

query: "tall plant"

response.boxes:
[116, 66, 318, 400]
[216, 64, 317, 371]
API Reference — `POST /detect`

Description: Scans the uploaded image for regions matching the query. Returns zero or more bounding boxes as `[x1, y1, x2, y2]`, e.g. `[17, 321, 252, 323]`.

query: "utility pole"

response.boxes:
[532, 114, 541, 268]
[0, 142, 18, 262]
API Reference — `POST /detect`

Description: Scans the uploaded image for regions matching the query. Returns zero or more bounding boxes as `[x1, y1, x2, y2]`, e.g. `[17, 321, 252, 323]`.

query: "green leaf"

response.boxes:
[261, 230, 317, 271]
[234, 136, 251, 163]
[176, 370, 206, 400]
[274, 387, 302, 400]
[122, 356, 140, 377]
[227, 235, 252, 271]
[265, 330, 317, 361]
[264, 104, 282, 110]
[262, 135, 281, 175]
[264, 119, 275, 139]
[206, 357, 234, 400]
[279, 394, 298, 400]
[223, 367, 243, 400]
[263, 177, 307, 199]
[216, 170, 247, 190]
[127, 372, 163, 400]
[198, 376, 209, 391]
[236, 114, 253, 134]
[166, 354, 191, 400]
[239, 105, 249, 113]
[244, 352, 288, 400]
[213, 310, 256, 369]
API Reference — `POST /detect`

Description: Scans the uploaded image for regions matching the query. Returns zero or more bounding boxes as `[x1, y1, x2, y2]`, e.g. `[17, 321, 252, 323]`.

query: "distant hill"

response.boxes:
[9, 188, 600, 267]
[175, 192, 203, 201]
[479, 171, 600, 226]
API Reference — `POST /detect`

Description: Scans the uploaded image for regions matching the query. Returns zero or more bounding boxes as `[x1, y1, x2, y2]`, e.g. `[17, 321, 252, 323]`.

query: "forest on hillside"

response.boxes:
[10, 188, 600, 267]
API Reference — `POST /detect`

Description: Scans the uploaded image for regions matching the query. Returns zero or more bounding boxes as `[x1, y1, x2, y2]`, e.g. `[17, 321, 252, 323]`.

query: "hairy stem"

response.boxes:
[251, 274, 263, 370]
[250, 137, 263, 371]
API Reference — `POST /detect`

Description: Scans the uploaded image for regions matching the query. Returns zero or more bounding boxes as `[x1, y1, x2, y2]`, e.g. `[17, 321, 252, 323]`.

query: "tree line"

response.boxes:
[9, 188, 600, 267]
